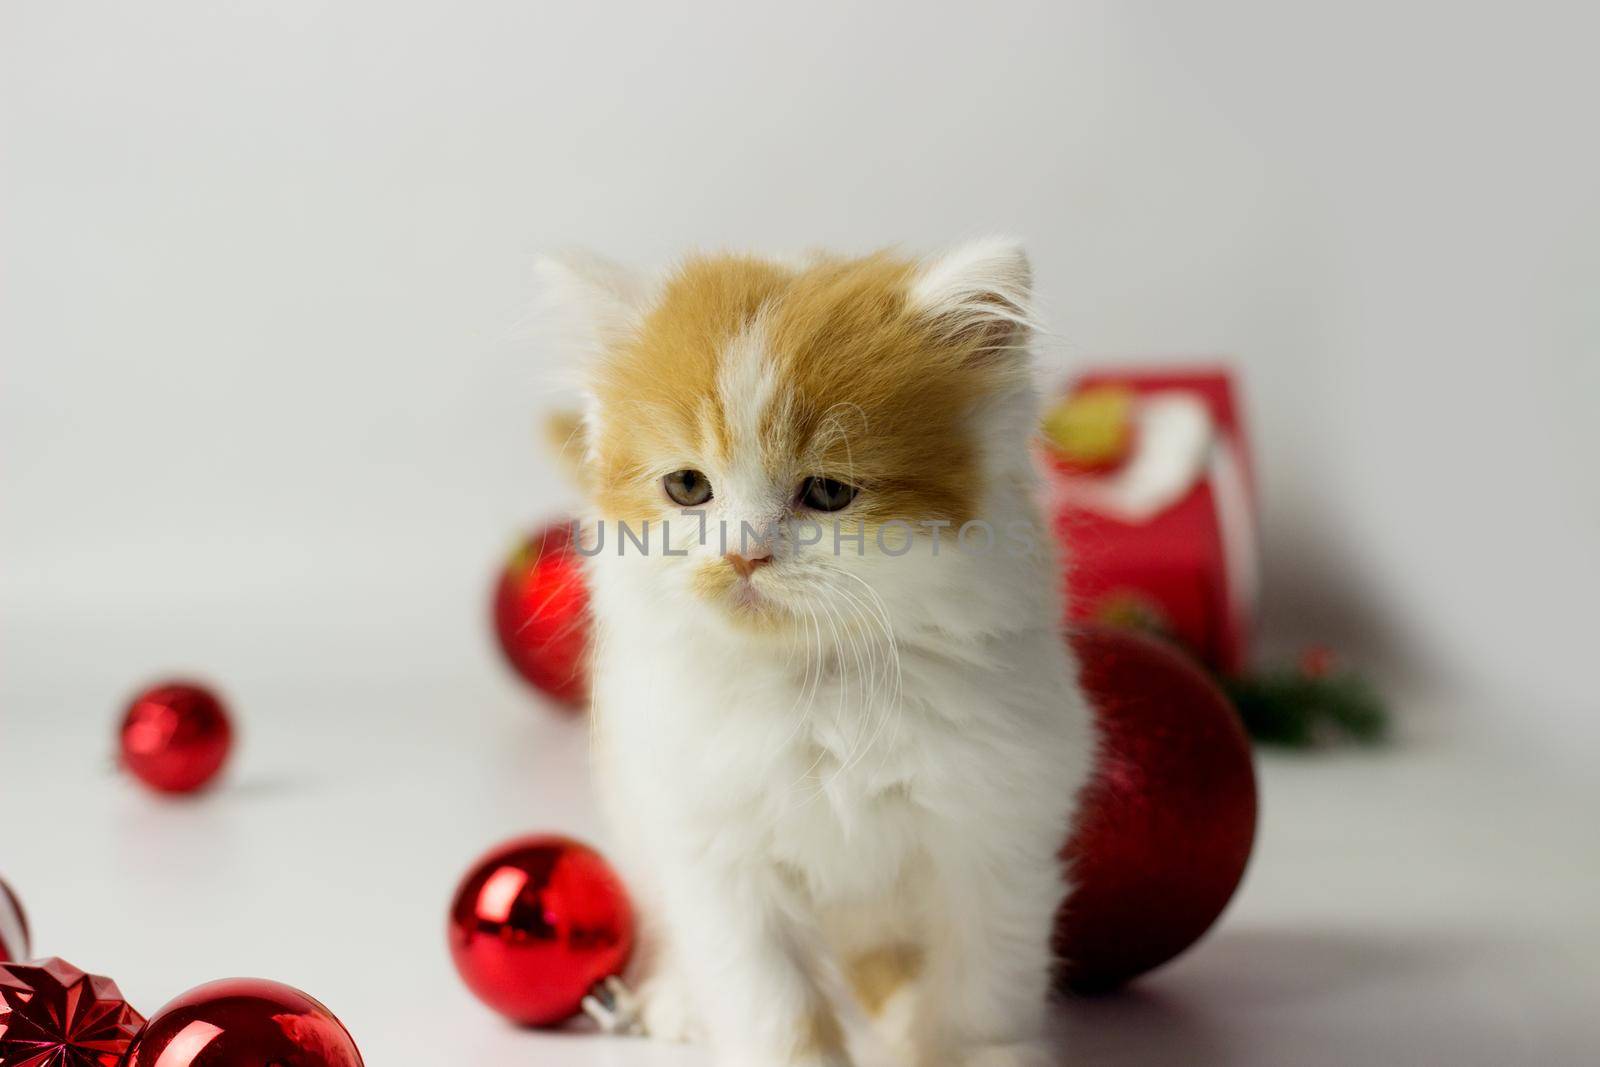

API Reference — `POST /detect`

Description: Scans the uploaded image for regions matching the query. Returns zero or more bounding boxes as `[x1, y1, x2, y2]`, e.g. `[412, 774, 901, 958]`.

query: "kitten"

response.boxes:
[542, 240, 1092, 1067]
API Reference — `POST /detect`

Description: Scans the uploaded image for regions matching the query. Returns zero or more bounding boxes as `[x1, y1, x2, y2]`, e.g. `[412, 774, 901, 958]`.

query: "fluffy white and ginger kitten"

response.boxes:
[543, 240, 1092, 1067]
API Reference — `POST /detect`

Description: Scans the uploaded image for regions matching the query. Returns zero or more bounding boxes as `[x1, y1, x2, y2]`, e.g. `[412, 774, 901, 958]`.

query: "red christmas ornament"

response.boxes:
[0, 877, 28, 962]
[1055, 627, 1258, 993]
[448, 834, 634, 1026]
[119, 681, 233, 794]
[492, 523, 592, 707]
[122, 978, 363, 1067]
[0, 957, 145, 1066]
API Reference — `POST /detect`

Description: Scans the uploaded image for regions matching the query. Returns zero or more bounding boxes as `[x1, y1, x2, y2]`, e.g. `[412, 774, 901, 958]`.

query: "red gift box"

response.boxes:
[1042, 366, 1258, 675]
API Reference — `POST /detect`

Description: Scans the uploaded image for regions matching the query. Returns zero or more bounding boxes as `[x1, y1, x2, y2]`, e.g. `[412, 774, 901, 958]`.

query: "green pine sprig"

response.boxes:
[1222, 669, 1390, 748]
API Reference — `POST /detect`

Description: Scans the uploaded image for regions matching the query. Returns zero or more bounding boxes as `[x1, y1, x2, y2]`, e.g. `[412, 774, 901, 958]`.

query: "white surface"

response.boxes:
[5, 642, 1599, 1064]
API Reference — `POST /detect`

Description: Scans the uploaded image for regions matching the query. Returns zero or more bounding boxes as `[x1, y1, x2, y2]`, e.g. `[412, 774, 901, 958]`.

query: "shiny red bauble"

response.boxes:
[492, 524, 592, 707]
[119, 681, 234, 794]
[0, 876, 28, 961]
[1055, 627, 1258, 993]
[0, 957, 146, 1067]
[448, 835, 634, 1026]
[122, 978, 363, 1067]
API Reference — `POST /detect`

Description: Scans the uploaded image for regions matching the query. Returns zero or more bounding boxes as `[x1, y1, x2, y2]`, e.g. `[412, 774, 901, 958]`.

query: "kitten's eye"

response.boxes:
[799, 476, 858, 512]
[663, 469, 713, 507]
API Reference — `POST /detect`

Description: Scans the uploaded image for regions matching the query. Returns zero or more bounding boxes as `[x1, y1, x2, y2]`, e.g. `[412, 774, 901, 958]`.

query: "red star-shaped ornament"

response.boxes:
[0, 957, 145, 1067]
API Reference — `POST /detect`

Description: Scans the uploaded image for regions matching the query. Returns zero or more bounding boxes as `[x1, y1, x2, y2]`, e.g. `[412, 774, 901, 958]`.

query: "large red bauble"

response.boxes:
[0, 876, 28, 961]
[1055, 627, 1258, 993]
[447, 835, 634, 1026]
[119, 681, 233, 794]
[121, 978, 363, 1067]
[0, 957, 145, 1066]
[491, 524, 591, 707]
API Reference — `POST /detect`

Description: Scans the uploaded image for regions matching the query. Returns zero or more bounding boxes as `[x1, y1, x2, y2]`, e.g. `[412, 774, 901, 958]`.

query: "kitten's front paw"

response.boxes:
[637, 973, 702, 1043]
[959, 1040, 1058, 1067]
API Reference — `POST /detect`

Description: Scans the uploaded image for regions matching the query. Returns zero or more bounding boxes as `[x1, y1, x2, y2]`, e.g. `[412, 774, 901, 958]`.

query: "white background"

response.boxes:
[3, 3, 1597, 1064]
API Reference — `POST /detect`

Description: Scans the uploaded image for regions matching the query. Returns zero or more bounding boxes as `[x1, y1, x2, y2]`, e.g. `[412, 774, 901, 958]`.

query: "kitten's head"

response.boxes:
[541, 240, 1044, 635]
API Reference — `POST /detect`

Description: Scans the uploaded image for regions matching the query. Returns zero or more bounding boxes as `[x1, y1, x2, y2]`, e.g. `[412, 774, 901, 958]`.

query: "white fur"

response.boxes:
[908, 237, 1040, 341]
[719, 311, 781, 454]
[533, 250, 651, 466]
[558, 241, 1092, 1067]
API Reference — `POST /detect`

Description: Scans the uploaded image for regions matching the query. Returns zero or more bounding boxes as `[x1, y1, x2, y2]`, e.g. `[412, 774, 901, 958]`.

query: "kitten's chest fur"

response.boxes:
[706, 632, 1038, 895]
[593, 563, 1084, 903]
[756, 656, 939, 897]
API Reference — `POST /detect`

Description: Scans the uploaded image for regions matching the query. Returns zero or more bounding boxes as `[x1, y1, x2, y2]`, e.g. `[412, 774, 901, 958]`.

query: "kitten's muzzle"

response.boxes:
[724, 547, 773, 579]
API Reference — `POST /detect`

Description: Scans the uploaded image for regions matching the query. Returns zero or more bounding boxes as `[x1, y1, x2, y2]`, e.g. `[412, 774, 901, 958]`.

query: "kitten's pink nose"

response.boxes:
[724, 547, 773, 579]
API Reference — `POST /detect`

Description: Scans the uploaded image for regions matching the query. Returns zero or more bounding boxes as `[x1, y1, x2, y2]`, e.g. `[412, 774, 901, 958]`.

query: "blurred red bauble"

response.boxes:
[0, 876, 28, 961]
[122, 978, 363, 1067]
[0, 957, 145, 1067]
[1055, 627, 1258, 993]
[119, 681, 233, 794]
[448, 834, 634, 1026]
[492, 523, 592, 707]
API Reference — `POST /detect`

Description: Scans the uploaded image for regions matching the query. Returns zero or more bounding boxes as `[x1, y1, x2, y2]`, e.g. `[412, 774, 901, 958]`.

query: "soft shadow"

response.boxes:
[1049, 926, 1501, 1065]
[1052, 986, 1232, 1066]
[1167, 926, 1489, 1005]
[1256, 505, 1421, 677]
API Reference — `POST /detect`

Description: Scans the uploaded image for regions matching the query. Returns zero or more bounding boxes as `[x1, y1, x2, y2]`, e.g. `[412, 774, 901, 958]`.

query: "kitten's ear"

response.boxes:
[534, 250, 650, 360]
[906, 237, 1036, 359]
[543, 407, 590, 488]
[534, 251, 646, 489]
